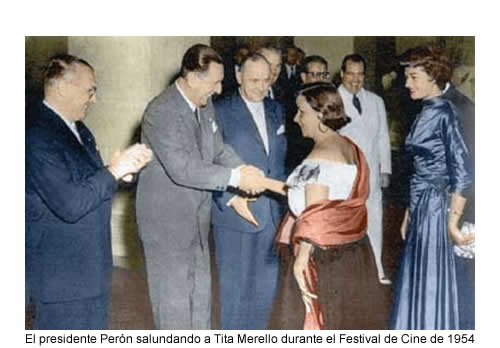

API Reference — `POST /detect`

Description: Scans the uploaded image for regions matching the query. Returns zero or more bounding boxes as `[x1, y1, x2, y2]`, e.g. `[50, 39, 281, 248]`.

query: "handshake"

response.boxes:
[232, 165, 287, 227]
[238, 165, 286, 196]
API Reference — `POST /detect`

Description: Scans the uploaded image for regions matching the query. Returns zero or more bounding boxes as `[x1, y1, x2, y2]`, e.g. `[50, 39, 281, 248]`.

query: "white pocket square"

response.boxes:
[212, 121, 218, 133]
[276, 124, 285, 135]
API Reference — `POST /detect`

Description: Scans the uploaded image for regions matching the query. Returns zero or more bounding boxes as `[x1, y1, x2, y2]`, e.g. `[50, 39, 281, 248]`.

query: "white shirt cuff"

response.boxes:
[228, 166, 241, 188]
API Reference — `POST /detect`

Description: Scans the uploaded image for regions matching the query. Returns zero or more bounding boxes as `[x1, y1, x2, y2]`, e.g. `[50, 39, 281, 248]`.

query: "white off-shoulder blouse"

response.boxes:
[287, 159, 357, 217]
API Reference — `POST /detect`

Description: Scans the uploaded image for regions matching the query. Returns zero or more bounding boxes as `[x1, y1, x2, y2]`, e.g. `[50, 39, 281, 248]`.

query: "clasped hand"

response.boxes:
[232, 166, 287, 226]
[238, 165, 266, 195]
[108, 143, 153, 181]
[239, 165, 287, 196]
[402, 208, 475, 246]
[448, 224, 475, 246]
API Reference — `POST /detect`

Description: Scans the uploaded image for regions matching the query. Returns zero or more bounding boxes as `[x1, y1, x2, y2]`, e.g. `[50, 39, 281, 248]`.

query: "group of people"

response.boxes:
[25, 42, 474, 331]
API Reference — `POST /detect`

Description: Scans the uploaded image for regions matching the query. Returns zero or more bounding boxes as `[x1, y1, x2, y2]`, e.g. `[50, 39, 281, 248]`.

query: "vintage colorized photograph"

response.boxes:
[25, 36, 475, 331]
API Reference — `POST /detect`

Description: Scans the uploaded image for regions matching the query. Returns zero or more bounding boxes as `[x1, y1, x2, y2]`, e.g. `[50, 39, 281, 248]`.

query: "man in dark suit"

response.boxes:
[25, 54, 152, 329]
[256, 45, 284, 102]
[442, 81, 475, 329]
[136, 44, 266, 329]
[221, 44, 250, 97]
[279, 46, 302, 89]
[277, 46, 302, 109]
[212, 54, 287, 329]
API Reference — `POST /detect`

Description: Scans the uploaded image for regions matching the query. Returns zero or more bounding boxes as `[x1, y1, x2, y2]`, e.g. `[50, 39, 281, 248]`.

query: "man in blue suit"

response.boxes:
[25, 54, 152, 329]
[212, 53, 287, 329]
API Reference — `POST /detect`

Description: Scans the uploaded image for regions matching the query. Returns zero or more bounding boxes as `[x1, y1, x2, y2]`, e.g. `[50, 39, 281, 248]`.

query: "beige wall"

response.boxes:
[68, 36, 210, 267]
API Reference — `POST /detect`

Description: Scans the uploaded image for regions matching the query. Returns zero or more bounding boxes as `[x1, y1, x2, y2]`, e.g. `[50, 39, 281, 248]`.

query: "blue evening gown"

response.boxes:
[391, 97, 472, 330]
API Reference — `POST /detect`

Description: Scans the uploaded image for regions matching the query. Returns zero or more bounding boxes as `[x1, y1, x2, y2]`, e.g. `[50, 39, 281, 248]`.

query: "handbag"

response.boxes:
[453, 221, 475, 259]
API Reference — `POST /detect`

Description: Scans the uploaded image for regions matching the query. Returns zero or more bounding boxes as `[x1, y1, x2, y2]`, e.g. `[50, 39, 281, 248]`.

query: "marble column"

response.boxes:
[68, 36, 210, 269]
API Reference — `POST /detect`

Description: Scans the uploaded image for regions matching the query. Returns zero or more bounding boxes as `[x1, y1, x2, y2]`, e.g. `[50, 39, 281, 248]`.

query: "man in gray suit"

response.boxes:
[136, 44, 265, 329]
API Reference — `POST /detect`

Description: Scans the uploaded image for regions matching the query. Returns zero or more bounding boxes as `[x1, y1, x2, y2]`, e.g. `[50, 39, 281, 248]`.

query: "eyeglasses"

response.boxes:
[306, 72, 330, 78]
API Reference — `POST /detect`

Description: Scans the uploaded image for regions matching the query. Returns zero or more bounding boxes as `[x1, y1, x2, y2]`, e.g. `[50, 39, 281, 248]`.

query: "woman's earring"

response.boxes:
[318, 121, 328, 133]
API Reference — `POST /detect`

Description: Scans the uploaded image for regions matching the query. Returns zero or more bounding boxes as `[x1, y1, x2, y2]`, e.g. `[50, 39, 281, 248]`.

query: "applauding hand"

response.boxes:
[108, 143, 153, 180]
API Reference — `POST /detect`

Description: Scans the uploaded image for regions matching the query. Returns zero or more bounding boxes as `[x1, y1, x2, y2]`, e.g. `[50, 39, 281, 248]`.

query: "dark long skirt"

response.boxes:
[268, 236, 390, 330]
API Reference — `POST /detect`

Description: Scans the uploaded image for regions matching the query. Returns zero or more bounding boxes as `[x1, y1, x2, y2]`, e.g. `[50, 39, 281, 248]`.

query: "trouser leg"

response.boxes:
[142, 238, 211, 330]
[215, 225, 279, 330]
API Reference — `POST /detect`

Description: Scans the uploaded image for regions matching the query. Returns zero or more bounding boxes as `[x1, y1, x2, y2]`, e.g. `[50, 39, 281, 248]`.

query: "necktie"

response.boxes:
[194, 108, 201, 125]
[352, 94, 362, 115]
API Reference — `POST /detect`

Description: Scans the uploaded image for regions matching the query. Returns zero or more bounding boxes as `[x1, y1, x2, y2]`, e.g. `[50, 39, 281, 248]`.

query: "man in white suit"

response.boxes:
[338, 54, 392, 285]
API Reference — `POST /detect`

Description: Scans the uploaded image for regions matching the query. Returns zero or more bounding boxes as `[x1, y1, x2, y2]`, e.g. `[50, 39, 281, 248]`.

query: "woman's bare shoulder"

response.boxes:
[308, 141, 356, 164]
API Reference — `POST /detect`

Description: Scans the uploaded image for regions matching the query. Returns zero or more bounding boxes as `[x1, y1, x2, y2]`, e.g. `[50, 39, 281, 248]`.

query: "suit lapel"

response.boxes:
[234, 95, 268, 156]
[264, 98, 277, 158]
[76, 122, 104, 167]
[170, 85, 206, 159]
[197, 108, 210, 160]
[40, 104, 103, 168]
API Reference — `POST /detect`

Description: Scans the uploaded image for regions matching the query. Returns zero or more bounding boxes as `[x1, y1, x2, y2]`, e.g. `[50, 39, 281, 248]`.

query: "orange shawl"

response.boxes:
[275, 138, 370, 329]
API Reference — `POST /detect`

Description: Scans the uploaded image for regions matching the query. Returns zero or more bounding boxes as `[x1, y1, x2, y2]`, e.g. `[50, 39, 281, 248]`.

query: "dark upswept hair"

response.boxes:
[399, 44, 452, 90]
[302, 55, 328, 72]
[181, 44, 223, 77]
[341, 53, 366, 72]
[43, 54, 93, 87]
[299, 82, 351, 131]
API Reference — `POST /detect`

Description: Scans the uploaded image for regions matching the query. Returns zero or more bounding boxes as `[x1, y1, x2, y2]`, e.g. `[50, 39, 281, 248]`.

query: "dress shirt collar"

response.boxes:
[338, 84, 365, 99]
[267, 87, 274, 99]
[443, 82, 450, 94]
[175, 80, 197, 112]
[285, 64, 296, 78]
[239, 89, 264, 108]
[43, 100, 74, 126]
[239, 89, 268, 153]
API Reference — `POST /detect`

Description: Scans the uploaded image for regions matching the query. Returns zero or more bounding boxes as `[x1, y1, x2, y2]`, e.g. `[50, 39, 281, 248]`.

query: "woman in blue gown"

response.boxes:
[391, 45, 474, 330]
